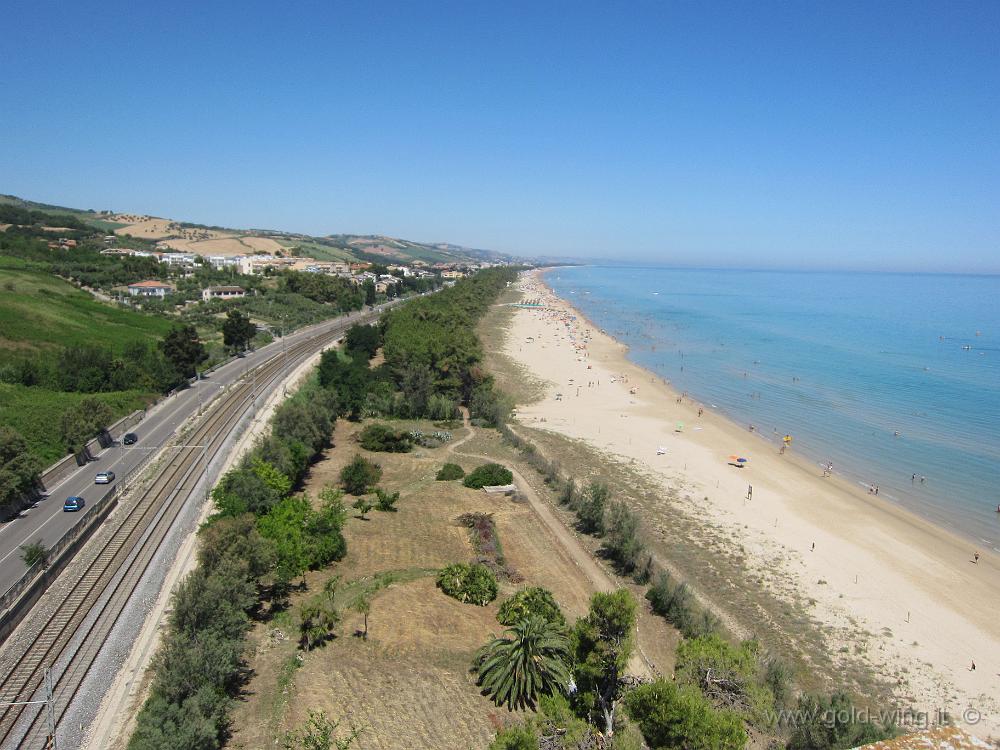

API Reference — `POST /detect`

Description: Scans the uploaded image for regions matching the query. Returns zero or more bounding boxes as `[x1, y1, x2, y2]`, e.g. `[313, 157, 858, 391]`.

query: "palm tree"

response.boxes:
[475, 615, 571, 711]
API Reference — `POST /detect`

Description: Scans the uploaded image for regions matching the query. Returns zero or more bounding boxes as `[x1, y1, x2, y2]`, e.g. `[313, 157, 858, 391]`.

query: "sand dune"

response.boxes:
[505, 270, 1000, 738]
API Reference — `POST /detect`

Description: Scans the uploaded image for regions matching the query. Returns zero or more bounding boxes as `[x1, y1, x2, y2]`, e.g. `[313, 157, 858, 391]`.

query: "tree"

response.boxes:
[0, 426, 42, 514]
[570, 589, 637, 737]
[374, 488, 399, 512]
[576, 481, 609, 536]
[340, 454, 382, 495]
[282, 709, 360, 750]
[604, 501, 644, 573]
[20, 540, 48, 568]
[786, 693, 896, 750]
[60, 396, 114, 456]
[362, 279, 376, 306]
[352, 497, 373, 519]
[624, 678, 747, 750]
[476, 615, 571, 711]
[352, 593, 371, 640]
[159, 324, 208, 379]
[343, 323, 380, 359]
[300, 600, 339, 650]
[497, 587, 566, 628]
[222, 308, 256, 352]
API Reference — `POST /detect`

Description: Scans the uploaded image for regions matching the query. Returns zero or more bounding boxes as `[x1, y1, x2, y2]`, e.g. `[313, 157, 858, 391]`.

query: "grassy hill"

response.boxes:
[0, 257, 173, 356]
[0, 257, 173, 465]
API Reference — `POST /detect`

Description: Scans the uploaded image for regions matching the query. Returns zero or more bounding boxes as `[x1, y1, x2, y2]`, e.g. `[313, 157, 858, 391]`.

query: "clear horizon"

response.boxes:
[2, 1, 998, 273]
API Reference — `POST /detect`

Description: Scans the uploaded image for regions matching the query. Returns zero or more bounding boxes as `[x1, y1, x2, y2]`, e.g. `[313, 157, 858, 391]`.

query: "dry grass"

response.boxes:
[227, 418, 631, 749]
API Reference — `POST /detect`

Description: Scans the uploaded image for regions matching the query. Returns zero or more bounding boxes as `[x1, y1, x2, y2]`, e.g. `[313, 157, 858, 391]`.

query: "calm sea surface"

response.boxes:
[544, 266, 1000, 550]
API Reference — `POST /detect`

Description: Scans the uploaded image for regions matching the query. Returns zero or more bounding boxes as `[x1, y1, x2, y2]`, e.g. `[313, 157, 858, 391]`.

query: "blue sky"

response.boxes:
[2, 1, 998, 271]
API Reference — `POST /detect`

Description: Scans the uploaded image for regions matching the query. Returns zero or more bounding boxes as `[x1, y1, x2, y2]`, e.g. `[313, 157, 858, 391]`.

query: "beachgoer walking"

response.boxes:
[875, 485, 879, 496]
[811, 542, 815, 551]
[747, 484, 753, 501]
[920, 476, 926, 484]
[971, 660, 976, 671]
[912, 473, 916, 483]
[698, 408, 703, 417]
[974, 551, 980, 564]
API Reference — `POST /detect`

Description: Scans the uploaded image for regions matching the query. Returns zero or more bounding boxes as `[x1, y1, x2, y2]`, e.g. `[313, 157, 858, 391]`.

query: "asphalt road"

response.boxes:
[0, 303, 397, 594]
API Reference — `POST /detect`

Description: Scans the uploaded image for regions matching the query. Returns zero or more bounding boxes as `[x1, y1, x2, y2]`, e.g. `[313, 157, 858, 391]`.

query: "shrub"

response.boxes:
[489, 725, 539, 750]
[436, 562, 498, 605]
[786, 692, 897, 750]
[463, 463, 513, 489]
[497, 587, 565, 627]
[646, 571, 696, 635]
[624, 678, 747, 750]
[576, 481, 609, 536]
[340, 454, 382, 495]
[436, 462, 465, 481]
[604, 500, 645, 574]
[675, 634, 775, 723]
[358, 423, 412, 453]
[374, 488, 399, 512]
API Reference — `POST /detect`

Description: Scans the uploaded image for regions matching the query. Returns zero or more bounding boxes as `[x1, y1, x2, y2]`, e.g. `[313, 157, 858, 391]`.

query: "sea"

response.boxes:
[544, 266, 1000, 551]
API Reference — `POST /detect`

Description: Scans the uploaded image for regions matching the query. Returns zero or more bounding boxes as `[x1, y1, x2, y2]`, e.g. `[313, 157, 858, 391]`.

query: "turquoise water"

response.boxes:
[545, 266, 1000, 550]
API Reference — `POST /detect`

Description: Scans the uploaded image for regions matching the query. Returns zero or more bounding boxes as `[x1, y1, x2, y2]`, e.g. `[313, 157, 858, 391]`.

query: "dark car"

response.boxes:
[122, 433, 138, 445]
[63, 496, 86, 512]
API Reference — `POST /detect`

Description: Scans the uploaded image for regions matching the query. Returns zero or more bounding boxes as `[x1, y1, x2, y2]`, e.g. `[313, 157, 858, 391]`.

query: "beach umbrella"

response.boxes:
[736, 457, 749, 463]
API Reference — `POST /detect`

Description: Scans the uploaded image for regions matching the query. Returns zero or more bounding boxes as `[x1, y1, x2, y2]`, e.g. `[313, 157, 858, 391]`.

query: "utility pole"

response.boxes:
[0, 666, 57, 749]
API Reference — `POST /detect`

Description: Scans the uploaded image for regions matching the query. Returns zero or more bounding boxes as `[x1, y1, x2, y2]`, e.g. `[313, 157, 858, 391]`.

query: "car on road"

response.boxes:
[95, 471, 115, 484]
[122, 433, 138, 445]
[63, 496, 86, 512]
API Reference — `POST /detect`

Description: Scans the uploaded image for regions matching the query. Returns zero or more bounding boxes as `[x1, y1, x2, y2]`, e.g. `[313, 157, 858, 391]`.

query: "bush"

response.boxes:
[436, 562, 498, 605]
[624, 678, 747, 750]
[340, 454, 383, 495]
[497, 587, 565, 627]
[786, 692, 897, 750]
[463, 463, 513, 489]
[576, 481, 609, 536]
[646, 571, 696, 635]
[358, 423, 412, 453]
[374, 488, 399, 512]
[604, 500, 645, 574]
[436, 462, 465, 481]
[675, 634, 775, 723]
[489, 725, 539, 750]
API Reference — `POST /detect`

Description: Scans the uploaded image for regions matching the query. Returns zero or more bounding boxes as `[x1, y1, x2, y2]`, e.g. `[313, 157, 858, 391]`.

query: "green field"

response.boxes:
[0, 383, 151, 465]
[0, 258, 174, 355]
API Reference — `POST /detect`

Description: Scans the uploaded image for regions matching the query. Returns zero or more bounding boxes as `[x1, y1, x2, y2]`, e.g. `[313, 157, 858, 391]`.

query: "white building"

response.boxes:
[160, 253, 197, 268]
[202, 285, 246, 302]
[127, 280, 174, 298]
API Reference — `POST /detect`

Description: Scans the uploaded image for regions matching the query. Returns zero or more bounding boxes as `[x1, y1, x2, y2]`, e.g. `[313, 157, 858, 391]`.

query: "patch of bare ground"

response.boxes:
[477, 303, 896, 709]
[228, 417, 675, 749]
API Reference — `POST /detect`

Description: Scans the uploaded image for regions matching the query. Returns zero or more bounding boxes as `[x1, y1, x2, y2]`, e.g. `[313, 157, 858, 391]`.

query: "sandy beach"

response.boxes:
[504, 270, 1000, 738]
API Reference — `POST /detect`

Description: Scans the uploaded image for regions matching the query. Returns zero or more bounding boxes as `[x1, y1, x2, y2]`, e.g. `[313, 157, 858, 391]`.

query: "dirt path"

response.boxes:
[448, 410, 654, 679]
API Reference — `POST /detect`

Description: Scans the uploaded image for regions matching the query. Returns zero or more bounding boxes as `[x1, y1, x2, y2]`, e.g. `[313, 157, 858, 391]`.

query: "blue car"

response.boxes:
[63, 496, 86, 512]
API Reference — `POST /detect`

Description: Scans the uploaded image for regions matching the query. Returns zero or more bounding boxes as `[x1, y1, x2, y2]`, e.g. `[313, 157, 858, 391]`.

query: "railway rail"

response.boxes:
[0, 319, 354, 748]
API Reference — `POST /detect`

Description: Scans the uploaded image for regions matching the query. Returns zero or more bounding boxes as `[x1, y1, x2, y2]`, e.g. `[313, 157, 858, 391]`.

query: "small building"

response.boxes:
[127, 280, 174, 298]
[160, 253, 197, 268]
[202, 285, 246, 302]
[441, 270, 465, 279]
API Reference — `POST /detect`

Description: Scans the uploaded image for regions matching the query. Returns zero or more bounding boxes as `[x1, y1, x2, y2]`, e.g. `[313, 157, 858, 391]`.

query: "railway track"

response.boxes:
[0, 319, 354, 748]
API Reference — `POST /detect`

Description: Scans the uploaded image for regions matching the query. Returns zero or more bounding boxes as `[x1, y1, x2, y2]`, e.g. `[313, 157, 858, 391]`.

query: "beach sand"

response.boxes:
[503, 270, 1000, 738]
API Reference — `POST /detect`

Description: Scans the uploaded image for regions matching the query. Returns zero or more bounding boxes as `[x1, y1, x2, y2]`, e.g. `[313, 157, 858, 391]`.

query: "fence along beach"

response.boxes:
[503, 269, 1000, 737]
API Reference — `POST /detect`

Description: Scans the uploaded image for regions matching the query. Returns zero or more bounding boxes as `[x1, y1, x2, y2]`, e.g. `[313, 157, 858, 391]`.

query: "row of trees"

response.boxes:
[130, 357, 350, 747]
[0, 427, 43, 518]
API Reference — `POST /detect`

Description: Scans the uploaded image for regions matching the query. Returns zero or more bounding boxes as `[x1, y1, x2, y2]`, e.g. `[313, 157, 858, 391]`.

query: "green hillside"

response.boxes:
[0, 257, 173, 355]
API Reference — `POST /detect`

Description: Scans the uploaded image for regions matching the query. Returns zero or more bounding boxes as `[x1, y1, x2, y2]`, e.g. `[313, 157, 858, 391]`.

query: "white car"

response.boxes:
[95, 471, 116, 484]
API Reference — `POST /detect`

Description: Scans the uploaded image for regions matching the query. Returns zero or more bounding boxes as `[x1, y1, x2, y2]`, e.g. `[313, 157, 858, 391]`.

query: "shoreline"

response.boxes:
[504, 268, 1000, 738]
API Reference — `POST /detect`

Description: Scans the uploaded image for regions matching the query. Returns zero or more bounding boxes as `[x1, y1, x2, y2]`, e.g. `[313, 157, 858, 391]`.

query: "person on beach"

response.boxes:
[974, 551, 980, 563]
[747, 484, 753, 501]
[912, 473, 916, 482]
[811, 542, 815, 551]
[875, 485, 879, 495]
[698, 407, 703, 417]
